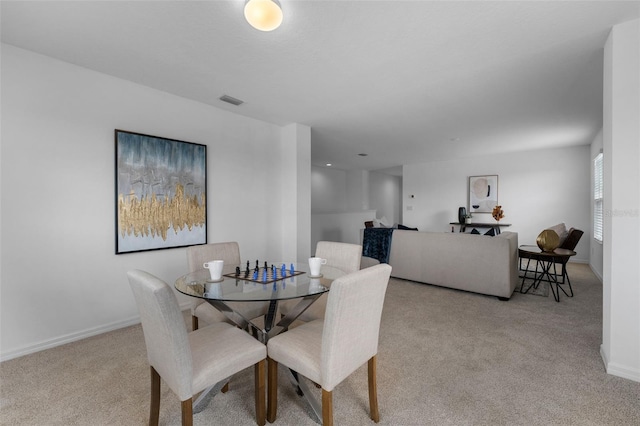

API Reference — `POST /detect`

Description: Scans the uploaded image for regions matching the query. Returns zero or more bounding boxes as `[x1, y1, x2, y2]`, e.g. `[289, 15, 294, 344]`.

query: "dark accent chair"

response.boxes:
[560, 228, 584, 251]
[552, 228, 584, 295]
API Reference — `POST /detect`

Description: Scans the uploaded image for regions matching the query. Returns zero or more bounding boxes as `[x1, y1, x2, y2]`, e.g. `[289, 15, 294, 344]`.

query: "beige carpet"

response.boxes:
[2, 263, 639, 425]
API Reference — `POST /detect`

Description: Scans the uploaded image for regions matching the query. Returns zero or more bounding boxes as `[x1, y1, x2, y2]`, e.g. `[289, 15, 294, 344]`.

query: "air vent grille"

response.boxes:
[219, 95, 244, 106]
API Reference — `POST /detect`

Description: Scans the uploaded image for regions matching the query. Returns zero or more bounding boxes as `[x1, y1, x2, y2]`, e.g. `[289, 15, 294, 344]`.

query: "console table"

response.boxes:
[450, 222, 511, 235]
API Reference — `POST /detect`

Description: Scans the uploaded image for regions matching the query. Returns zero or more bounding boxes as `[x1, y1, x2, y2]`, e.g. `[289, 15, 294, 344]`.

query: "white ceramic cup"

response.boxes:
[308, 257, 327, 277]
[203, 260, 224, 281]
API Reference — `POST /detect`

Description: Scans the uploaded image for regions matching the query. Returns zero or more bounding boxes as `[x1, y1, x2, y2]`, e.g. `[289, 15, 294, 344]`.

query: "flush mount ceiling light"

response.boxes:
[244, 0, 283, 32]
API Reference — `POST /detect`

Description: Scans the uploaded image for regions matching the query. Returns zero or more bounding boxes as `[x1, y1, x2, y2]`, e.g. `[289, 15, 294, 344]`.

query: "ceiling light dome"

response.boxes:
[244, 0, 283, 32]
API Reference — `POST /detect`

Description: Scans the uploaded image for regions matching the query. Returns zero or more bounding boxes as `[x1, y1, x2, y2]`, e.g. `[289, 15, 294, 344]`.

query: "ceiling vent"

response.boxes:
[219, 95, 244, 106]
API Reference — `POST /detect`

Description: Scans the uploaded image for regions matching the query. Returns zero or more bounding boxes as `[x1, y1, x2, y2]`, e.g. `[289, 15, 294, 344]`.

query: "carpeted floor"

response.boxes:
[1, 263, 639, 425]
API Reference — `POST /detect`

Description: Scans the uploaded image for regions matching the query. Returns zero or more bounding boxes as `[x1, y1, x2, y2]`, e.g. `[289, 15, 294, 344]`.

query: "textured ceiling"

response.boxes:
[2, 1, 639, 174]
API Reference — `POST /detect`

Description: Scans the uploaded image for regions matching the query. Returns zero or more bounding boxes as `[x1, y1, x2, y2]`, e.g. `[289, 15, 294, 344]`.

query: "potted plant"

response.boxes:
[492, 205, 505, 222]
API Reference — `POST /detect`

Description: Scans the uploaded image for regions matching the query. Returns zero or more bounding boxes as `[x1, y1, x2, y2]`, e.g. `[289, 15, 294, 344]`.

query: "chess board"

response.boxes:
[223, 264, 305, 285]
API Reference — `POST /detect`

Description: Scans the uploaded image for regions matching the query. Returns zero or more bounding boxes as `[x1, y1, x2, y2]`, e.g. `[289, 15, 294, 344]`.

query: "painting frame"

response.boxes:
[468, 175, 498, 214]
[115, 129, 207, 254]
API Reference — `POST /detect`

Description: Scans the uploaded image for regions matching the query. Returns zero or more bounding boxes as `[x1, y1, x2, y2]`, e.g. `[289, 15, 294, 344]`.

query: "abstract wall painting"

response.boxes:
[115, 130, 207, 254]
[469, 175, 498, 214]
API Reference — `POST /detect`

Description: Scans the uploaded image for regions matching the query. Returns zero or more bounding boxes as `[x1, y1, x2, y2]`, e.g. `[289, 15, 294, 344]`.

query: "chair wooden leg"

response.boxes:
[181, 398, 193, 426]
[255, 360, 266, 426]
[267, 357, 278, 423]
[192, 315, 199, 331]
[322, 389, 333, 426]
[368, 356, 380, 423]
[150, 366, 161, 426]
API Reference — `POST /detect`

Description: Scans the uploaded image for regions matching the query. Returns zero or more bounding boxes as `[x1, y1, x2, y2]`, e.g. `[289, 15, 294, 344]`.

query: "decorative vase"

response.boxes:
[458, 207, 467, 225]
[536, 229, 560, 252]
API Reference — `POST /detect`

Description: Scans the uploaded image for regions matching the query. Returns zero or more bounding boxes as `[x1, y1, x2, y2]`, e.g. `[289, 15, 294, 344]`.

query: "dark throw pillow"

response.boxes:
[398, 224, 418, 231]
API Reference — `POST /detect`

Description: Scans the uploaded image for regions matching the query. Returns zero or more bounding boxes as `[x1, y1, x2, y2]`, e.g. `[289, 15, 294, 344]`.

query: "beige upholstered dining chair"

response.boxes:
[315, 241, 363, 278]
[127, 270, 267, 426]
[186, 242, 268, 331]
[300, 241, 362, 321]
[280, 241, 363, 323]
[266, 263, 392, 426]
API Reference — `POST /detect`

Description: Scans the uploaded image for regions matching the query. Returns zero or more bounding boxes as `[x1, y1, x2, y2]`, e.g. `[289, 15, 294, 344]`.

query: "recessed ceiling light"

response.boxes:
[358, 153, 368, 157]
[326, 163, 332, 167]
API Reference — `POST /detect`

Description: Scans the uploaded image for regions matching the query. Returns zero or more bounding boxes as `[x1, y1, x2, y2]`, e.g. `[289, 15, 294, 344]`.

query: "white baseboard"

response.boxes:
[600, 344, 640, 383]
[0, 301, 193, 362]
[590, 264, 603, 281]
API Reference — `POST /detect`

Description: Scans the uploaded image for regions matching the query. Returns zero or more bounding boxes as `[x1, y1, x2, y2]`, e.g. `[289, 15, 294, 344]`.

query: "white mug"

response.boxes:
[203, 260, 224, 281]
[308, 257, 327, 277]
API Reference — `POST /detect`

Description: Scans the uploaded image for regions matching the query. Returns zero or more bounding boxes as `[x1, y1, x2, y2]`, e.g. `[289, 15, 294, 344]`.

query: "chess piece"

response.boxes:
[235, 266, 240, 276]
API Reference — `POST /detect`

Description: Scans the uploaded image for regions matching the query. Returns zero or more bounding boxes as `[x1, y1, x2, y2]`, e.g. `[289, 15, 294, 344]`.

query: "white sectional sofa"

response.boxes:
[388, 230, 519, 299]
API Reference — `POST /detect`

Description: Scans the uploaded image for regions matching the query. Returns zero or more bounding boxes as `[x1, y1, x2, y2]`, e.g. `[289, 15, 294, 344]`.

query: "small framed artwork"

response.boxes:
[115, 130, 207, 254]
[469, 175, 498, 214]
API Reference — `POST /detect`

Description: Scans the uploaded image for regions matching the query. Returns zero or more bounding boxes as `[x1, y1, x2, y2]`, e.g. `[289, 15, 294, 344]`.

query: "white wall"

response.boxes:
[280, 123, 312, 262]
[310, 165, 402, 249]
[403, 145, 591, 262]
[346, 170, 370, 212]
[0, 45, 308, 360]
[311, 166, 347, 213]
[369, 171, 402, 226]
[311, 210, 377, 248]
[601, 19, 640, 383]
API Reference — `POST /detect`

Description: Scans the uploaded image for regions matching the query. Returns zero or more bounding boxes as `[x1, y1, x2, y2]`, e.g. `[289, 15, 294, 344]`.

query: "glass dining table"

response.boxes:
[175, 261, 339, 343]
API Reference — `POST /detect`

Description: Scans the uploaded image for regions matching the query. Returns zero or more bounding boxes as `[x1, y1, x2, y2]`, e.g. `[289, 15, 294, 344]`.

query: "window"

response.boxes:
[594, 152, 603, 243]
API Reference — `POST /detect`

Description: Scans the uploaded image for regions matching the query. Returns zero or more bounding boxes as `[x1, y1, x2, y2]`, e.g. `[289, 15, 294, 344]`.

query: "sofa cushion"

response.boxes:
[397, 224, 418, 231]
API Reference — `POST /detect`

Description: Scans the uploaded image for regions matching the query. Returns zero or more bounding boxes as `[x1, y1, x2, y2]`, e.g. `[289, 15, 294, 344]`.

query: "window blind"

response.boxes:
[594, 153, 603, 243]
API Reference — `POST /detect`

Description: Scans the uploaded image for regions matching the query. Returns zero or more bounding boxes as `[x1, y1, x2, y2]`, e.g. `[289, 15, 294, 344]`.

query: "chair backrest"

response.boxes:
[127, 270, 193, 400]
[315, 241, 362, 275]
[186, 242, 241, 273]
[560, 228, 583, 251]
[320, 263, 392, 391]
